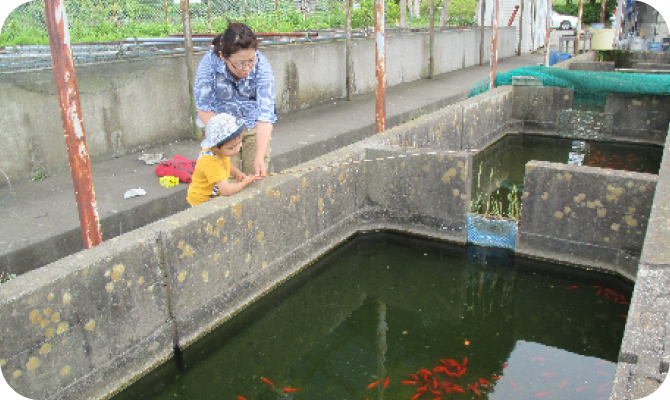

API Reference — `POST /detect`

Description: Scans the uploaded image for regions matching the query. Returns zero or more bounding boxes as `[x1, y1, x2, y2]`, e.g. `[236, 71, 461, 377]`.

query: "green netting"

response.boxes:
[469, 66, 670, 106]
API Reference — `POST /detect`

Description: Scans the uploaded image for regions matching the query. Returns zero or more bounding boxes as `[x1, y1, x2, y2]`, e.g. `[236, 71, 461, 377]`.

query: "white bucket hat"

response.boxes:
[201, 113, 244, 148]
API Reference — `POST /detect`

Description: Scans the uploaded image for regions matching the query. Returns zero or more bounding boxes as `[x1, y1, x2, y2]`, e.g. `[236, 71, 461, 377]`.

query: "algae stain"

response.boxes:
[111, 264, 125, 282]
[232, 204, 244, 216]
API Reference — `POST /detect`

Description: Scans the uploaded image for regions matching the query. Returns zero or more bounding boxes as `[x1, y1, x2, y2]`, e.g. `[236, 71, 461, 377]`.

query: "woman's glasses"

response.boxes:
[227, 57, 256, 70]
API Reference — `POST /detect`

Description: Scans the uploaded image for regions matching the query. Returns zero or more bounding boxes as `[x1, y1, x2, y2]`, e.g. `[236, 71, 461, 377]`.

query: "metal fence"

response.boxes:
[2, 0, 346, 36]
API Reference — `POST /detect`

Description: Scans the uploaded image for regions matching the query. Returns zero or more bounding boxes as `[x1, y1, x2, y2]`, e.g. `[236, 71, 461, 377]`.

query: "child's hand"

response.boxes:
[241, 174, 255, 185]
[234, 171, 247, 182]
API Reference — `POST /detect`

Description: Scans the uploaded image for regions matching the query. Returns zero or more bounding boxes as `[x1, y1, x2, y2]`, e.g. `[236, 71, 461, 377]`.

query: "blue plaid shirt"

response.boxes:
[194, 49, 277, 129]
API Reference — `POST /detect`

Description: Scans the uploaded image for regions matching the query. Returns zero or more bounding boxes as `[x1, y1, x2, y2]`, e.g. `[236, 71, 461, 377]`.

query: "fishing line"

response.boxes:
[261, 149, 480, 178]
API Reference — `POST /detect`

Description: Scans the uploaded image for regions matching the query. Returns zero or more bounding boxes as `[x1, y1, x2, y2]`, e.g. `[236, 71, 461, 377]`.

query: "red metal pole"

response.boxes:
[375, 0, 386, 133]
[576, 0, 584, 55]
[43, 0, 102, 249]
[490, 0, 499, 90]
[601, 0, 607, 24]
[508, 5, 519, 26]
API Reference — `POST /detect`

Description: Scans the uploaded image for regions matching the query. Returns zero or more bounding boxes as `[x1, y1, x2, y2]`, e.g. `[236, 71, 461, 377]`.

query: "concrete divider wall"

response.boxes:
[0, 229, 173, 400]
[606, 94, 670, 144]
[512, 86, 574, 132]
[612, 136, 670, 400]
[0, 27, 516, 186]
[517, 160, 658, 281]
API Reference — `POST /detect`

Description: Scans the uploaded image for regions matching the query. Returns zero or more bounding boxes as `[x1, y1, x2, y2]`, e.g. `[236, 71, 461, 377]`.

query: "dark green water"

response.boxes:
[471, 134, 663, 218]
[111, 233, 631, 400]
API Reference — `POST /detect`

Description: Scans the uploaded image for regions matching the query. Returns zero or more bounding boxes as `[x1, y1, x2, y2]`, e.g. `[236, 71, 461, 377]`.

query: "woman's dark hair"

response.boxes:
[212, 21, 258, 58]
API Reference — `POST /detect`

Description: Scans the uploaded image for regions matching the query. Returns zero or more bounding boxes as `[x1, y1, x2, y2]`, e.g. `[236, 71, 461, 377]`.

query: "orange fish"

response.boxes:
[283, 388, 300, 393]
[418, 369, 432, 381]
[536, 392, 550, 397]
[261, 377, 274, 386]
[596, 360, 608, 366]
[597, 388, 610, 393]
[503, 363, 508, 369]
[598, 370, 610, 377]
[408, 373, 420, 380]
[541, 373, 556, 377]
[384, 376, 389, 388]
[367, 380, 380, 389]
[430, 389, 443, 396]
[559, 380, 568, 388]
[402, 381, 419, 385]
[491, 376, 501, 380]
[462, 357, 469, 368]
[511, 382, 519, 391]
[532, 357, 546, 361]
[411, 394, 422, 400]
[468, 382, 481, 397]
[565, 286, 578, 289]
[576, 386, 587, 392]
[237, 397, 247, 400]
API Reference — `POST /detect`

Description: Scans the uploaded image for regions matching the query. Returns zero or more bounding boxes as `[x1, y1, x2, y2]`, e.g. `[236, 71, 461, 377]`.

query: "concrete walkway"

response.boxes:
[0, 52, 546, 273]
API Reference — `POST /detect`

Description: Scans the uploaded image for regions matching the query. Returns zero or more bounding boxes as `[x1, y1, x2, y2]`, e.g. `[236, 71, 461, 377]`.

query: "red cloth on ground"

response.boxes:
[155, 155, 196, 183]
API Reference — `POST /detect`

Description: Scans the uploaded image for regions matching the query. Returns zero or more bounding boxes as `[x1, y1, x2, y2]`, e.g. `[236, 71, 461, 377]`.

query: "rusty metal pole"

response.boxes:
[165, 0, 169, 25]
[180, 0, 201, 140]
[345, 0, 354, 100]
[575, 0, 584, 55]
[544, 0, 552, 66]
[113, 0, 118, 28]
[207, 0, 212, 33]
[429, 0, 435, 79]
[43, 0, 102, 249]
[490, 0, 499, 90]
[375, 0, 386, 133]
[601, 0, 607, 24]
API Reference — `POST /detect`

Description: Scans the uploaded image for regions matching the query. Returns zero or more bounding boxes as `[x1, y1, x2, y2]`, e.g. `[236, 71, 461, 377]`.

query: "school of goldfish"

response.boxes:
[235, 285, 628, 400]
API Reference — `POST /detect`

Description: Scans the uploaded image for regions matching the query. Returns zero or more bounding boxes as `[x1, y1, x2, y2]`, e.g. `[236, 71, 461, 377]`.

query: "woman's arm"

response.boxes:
[253, 52, 277, 177]
[254, 121, 272, 177]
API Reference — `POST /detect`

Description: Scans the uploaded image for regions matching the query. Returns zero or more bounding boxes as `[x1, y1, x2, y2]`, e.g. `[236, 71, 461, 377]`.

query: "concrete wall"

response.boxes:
[0, 27, 516, 186]
[517, 161, 657, 281]
[606, 94, 670, 144]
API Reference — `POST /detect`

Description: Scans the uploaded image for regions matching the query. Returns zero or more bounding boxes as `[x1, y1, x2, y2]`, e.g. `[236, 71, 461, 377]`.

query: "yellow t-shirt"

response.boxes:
[186, 149, 231, 206]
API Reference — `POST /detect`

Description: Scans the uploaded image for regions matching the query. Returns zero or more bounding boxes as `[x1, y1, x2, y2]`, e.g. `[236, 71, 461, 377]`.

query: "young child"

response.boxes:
[187, 113, 255, 206]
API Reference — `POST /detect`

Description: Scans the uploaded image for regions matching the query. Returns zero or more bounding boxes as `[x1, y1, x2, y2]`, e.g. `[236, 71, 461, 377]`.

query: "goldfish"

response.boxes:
[511, 382, 519, 391]
[384, 377, 389, 387]
[532, 357, 546, 361]
[261, 377, 274, 386]
[237, 397, 247, 400]
[536, 392, 550, 397]
[402, 381, 419, 385]
[565, 286, 578, 289]
[367, 380, 380, 389]
[541, 373, 556, 377]
[408, 373, 420, 380]
[283, 388, 300, 393]
[559, 380, 568, 388]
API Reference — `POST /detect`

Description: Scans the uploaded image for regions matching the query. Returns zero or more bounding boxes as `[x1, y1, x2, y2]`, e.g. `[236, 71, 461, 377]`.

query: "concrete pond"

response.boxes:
[1, 78, 669, 400]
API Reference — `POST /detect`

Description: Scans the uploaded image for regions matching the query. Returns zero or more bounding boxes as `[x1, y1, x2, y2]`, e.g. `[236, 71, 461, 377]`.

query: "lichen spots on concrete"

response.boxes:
[47, 293, 55, 302]
[40, 319, 49, 328]
[564, 207, 571, 214]
[138, 277, 145, 285]
[554, 211, 564, 219]
[302, 179, 307, 188]
[179, 244, 195, 258]
[257, 231, 265, 242]
[557, 173, 563, 180]
[127, 281, 132, 288]
[626, 181, 635, 189]
[611, 223, 621, 231]
[26, 357, 39, 371]
[234, 238, 240, 246]
[13, 370, 22, 378]
[29, 310, 42, 325]
[563, 173, 572, 181]
[0, 359, 5, 367]
[178, 271, 188, 283]
[305, 230, 310, 238]
[84, 319, 96, 331]
[111, 264, 125, 282]
[606, 184, 623, 201]
[225, 270, 230, 278]
[38, 343, 50, 355]
[232, 204, 244, 216]
[62, 293, 72, 305]
[452, 189, 460, 197]
[105, 282, 114, 293]
[222, 236, 228, 244]
[326, 186, 333, 197]
[57, 322, 68, 334]
[205, 224, 219, 236]
[574, 193, 586, 203]
[318, 198, 324, 213]
[639, 185, 647, 192]
[216, 217, 225, 227]
[201, 272, 209, 283]
[541, 192, 549, 201]
[422, 165, 430, 172]
[60, 366, 71, 377]
[624, 215, 639, 227]
[262, 262, 268, 268]
[442, 168, 457, 183]
[247, 220, 253, 230]
[597, 209, 607, 218]
[339, 172, 345, 181]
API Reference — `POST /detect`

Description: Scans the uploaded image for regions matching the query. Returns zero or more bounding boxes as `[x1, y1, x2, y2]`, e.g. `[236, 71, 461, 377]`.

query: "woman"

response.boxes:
[194, 21, 276, 179]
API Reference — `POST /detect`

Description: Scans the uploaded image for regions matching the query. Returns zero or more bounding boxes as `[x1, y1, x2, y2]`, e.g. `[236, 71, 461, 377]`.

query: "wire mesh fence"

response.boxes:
[1, 0, 379, 46]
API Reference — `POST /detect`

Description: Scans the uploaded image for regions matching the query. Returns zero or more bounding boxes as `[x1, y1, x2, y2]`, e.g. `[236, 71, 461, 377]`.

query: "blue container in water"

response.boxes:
[549, 51, 559, 66]
[559, 53, 572, 62]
